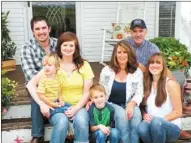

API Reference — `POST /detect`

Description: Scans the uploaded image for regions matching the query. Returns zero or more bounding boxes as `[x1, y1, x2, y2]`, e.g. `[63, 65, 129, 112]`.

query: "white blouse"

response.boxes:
[99, 66, 144, 106]
[146, 78, 181, 128]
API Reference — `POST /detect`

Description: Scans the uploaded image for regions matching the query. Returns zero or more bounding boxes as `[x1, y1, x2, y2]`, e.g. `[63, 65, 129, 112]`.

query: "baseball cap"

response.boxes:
[130, 19, 147, 30]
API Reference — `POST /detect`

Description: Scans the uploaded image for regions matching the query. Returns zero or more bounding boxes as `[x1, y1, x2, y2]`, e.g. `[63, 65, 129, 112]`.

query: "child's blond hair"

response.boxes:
[42, 53, 60, 73]
[89, 83, 106, 98]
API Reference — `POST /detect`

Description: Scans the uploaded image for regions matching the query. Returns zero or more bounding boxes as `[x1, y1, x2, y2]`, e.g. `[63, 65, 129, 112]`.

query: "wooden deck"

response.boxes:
[5, 62, 104, 85]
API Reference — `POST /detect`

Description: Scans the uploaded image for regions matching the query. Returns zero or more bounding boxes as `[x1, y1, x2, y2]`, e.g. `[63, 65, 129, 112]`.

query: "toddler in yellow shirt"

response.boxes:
[37, 53, 71, 117]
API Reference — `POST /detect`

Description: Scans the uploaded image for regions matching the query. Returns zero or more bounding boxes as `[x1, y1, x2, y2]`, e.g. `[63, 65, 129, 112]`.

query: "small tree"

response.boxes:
[1, 11, 17, 60]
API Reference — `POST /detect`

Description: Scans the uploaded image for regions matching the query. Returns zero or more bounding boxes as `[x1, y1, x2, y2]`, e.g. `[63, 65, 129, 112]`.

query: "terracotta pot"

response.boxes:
[1, 59, 16, 71]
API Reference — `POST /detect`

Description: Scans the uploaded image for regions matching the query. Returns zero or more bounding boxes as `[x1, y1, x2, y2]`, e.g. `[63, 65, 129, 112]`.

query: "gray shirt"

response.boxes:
[125, 37, 160, 66]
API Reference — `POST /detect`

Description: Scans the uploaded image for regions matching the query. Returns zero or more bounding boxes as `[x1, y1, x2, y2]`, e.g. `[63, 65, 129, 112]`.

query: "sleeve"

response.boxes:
[20, 44, 39, 81]
[130, 69, 144, 106]
[37, 78, 45, 94]
[88, 104, 96, 126]
[81, 61, 94, 80]
[151, 43, 160, 53]
[99, 67, 109, 88]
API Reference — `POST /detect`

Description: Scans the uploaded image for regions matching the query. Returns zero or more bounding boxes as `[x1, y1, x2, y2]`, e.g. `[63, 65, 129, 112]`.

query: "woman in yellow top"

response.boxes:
[27, 32, 94, 143]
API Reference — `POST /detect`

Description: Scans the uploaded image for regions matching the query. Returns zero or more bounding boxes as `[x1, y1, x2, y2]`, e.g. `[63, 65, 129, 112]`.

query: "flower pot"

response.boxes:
[2, 59, 16, 71]
[172, 70, 185, 86]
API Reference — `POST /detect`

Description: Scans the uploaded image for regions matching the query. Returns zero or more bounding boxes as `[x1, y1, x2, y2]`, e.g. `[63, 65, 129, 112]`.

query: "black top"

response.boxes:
[109, 80, 126, 106]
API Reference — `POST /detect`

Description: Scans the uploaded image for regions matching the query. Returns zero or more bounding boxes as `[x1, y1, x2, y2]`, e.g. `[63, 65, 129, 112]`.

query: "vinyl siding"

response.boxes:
[2, 2, 27, 65]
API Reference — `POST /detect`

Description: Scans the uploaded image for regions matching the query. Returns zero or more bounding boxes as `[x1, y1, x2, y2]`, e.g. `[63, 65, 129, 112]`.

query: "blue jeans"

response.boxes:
[31, 97, 45, 137]
[49, 108, 89, 143]
[92, 128, 120, 143]
[137, 117, 180, 143]
[50, 103, 71, 117]
[111, 103, 142, 143]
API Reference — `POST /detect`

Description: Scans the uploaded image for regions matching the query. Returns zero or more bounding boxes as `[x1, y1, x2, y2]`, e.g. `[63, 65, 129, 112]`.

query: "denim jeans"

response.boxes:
[31, 97, 45, 137]
[50, 103, 71, 117]
[137, 117, 180, 143]
[49, 108, 89, 143]
[111, 103, 142, 143]
[92, 128, 120, 143]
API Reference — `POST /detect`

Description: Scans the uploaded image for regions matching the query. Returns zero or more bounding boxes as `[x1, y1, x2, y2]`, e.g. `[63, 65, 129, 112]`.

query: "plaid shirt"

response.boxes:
[21, 37, 57, 82]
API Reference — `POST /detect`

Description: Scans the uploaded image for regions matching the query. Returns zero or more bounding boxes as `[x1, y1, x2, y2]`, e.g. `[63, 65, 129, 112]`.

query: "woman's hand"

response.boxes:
[126, 106, 133, 120]
[85, 100, 93, 110]
[64, 106, 78, 120]
[143, 113, 153, 122]
[98, 124, 110, 136]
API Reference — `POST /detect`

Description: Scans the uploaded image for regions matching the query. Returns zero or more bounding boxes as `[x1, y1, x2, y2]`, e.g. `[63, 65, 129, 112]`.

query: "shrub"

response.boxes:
[1, 70, 18, 116]
[2, 11, 17, 60]
[149, 37, 191, 71]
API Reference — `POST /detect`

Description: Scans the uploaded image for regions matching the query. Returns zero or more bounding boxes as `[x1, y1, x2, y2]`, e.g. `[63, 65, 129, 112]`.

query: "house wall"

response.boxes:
[81, 2, 157, 62]
[2, 2, 158, 63]
[2, 2, 29, 65]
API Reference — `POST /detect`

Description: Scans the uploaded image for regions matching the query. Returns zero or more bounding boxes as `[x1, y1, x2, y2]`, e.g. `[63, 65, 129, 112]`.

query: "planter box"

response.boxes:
[2, 59, 16, 71]
[172, 70, 185, 86]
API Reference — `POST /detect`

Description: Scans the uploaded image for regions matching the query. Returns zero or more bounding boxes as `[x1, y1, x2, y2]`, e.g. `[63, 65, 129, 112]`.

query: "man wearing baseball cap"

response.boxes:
[125, 18, 160, 71]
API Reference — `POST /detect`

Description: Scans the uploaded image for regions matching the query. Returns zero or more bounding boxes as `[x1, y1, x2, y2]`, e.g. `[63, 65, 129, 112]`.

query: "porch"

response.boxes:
[2, 62, 191, 143]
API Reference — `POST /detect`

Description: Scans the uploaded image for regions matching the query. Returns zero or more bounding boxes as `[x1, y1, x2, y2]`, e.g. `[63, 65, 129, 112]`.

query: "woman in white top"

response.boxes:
[100, 40, 144, 143]
[137, 53, 182, 143]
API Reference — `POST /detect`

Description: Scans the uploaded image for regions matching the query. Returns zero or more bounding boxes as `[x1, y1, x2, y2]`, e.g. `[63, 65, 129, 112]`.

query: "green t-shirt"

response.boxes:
[88, 103, 115, 128]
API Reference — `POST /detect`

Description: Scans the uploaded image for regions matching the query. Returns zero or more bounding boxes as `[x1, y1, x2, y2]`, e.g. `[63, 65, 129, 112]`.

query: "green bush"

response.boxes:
[149, 37, 191, 71]
[1, 11, 17, 60]
[1, 70, 17, 109]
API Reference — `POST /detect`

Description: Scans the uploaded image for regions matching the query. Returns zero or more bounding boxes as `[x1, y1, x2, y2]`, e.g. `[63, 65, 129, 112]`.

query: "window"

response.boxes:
[32, 2, 76, 38]
[159, 2, 176, 37]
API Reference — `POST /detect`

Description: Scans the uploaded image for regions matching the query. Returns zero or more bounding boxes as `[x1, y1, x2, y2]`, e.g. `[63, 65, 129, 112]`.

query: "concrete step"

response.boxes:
[1, 118, 75, 143]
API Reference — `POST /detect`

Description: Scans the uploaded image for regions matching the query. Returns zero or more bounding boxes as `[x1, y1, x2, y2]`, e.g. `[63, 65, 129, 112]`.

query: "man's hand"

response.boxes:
[39, 102, 53, 118]
[98, 124, 110, 136]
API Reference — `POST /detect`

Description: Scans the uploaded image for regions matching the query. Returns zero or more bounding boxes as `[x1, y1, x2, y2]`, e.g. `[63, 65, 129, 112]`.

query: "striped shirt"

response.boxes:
[21, 37, 57, 82]
[125, 37, 160, 66]
[37, 71, 65, 102]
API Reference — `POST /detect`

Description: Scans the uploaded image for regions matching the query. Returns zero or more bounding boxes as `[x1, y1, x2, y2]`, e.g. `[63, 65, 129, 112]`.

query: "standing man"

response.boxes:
[21, 16, 57, 143]
[125, 18, 160, 71]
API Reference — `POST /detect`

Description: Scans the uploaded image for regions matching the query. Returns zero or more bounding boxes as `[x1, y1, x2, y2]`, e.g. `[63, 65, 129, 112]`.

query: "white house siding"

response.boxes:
[2, 2, 27, 65]
[81, 2, 118, 62]
[81, 2, 157, 62]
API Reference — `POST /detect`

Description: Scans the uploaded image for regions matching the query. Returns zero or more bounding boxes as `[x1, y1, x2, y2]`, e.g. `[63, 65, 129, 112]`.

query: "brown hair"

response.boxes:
[144, 53, 168, 107]
[89, 84, 106, 98]
[30, 16, 50, 31]
[56, 32, 84, 71]
[109, 40, 138, 74]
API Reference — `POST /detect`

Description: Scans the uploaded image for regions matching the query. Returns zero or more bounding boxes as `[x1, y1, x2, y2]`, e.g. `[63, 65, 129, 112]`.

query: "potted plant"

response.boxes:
[1, 11, 17, 71]
[1, 70, 18, 118]
[150, 37, 191, 85]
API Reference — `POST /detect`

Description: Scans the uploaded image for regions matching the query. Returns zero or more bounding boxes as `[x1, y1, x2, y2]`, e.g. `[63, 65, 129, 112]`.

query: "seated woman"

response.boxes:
[27, 32, 94, 143]
[137, 53, 182, 143]
[99, 40, 144, 143]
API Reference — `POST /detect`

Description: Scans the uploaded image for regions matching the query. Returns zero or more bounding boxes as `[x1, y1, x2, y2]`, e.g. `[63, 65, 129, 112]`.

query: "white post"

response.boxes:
[116, 2, 120, 23]
[143, 2, 147, 20]
[100, 29, 107, 65]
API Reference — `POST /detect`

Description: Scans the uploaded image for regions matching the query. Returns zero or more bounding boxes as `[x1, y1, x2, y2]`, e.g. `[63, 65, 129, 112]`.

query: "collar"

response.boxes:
[132, 39, 146, 48]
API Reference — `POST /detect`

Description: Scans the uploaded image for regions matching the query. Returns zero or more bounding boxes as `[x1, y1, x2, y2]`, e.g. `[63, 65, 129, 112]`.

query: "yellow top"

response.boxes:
[61, 61, 94, 105]
[37, 70, 65, 102]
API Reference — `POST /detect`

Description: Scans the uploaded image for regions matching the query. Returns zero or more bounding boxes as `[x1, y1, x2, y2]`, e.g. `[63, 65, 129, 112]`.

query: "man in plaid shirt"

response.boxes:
[21, 16, 57, 143]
